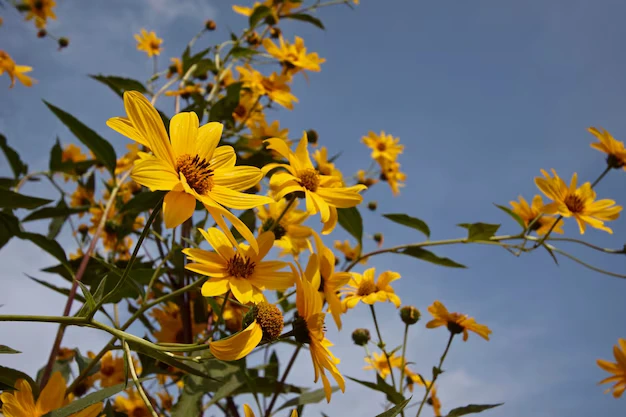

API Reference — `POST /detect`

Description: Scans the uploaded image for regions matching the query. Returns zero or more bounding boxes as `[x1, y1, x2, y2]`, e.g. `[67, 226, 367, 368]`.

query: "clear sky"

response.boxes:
[1, 1, 626, 416]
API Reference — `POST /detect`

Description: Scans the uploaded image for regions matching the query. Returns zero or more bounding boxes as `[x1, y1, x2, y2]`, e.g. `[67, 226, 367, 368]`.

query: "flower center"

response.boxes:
[149, 40, 161, 50]
[357, 279, 377, 296]
[446, 313, 465, 335]
[376, 142, 387, 151]
[564, 194, 585, 214]
[100, 365, 115, 377]
[255, 302, 284, 341]
[298, 168, 320, 192]
[176, 154, 214, 195]
[227, 254, 256, 279]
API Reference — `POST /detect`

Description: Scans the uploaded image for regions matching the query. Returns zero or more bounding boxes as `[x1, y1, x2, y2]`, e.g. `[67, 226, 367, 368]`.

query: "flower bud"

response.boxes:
[352, 328, 371, 346]
[246, 32, 260, 46]
[37, 29, 47, 38]
[400, 306, 421, 325]
[270, 27, 282, 39]
[78, 224, 89, 235]
[373, 233, 383, 246]
[306, 129, 319, 145]
[58, 37, 69, 48]
[367, 201, 377, 211]
[205, 20, 217, 31]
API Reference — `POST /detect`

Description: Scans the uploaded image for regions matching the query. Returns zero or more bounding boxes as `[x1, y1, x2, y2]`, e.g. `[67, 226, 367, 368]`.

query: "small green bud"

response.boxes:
[352, 328, 370, 346]
[306, 129, 319, 145]
[367, 201, 377, 211]
[400, 306, 421, 325]
[205, 20, 217, 31]
[58, 37, 69, 48]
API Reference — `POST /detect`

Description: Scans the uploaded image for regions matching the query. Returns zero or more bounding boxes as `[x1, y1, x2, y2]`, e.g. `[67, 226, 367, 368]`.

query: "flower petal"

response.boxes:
[163, 190, 196, 228]
[210, 185, 274, 210]
[210, 321, 262, 361]
[131, 157, 180, 191]
[106, 117, 148, 147]
[197, 122, 224, 161]
[201, 278, 230, 296]
[170, 112, 199, 158]
[213, 166, 263, 191]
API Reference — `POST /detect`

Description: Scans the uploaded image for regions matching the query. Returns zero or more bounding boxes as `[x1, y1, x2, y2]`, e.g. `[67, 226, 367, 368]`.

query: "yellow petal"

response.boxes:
[197, 122, 224, 161]
[243, 404, 256, 417]
[201, 278, 230, 296]
[170, 112, 199, 158]
[210, 185, 274, 210]
[229, 277, 254, 304]
[210, 145, 236, 170]
[210, 321, 262, 361]
[204, 202, 259, 254]
[37, 371, 66, 414]
[71, 403, 104, 417]
[213, 166, 263, 191]
[201, 227, 235, 260]
[131, 157, 180, 191]
[106, 117, 148, 147]
[163, 190, 196, 228]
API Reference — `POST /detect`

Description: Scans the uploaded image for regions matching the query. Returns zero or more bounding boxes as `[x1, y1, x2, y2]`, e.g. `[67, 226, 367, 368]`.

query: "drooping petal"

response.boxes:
[106, 117, 148, 147]
[163, 190, 196, 228]
[170, 112, 199, 158]
[204, 202, 259, 254]
[210, 321, 262, 361]
[36, 371, 66, 415]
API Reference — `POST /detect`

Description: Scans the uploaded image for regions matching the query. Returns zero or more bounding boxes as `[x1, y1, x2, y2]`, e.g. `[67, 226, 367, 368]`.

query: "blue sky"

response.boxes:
[1, 1, 626, 416]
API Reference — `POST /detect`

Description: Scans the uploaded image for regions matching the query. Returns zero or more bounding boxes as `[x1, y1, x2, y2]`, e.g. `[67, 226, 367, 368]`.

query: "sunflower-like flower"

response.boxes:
[380, 159, 406, 196]
[0, 50, 35, 88]
[312, 146, 343, 179]
[334, 239, 364, 263]
[363, 352, 404, 379]
[0, 372, 102, 417]
[264, 133, 366, 234]
[292, 256, 345, 402]
[247, 117, 289, 149]
[134, 29, 163, 57]
[404, 367, 430, 393]
[597, 338, 626, 398]
[114, 389, 149, 416]
[426, 300, 491, 341]
[236, 65, 298, 109]
[534, 169, 622, 234]
[184, 228, 293, 304]
[233, 0, 299, 19]
[97, 351, 133, 387]
[263, 36, 325, 75]
[106, 91, 272, 240]
[150, 302, 206, 344]
[69, 185, 94, 213]
[257, 197, 313, 258]
[362, 131, 404, 163]
[243, 404, 298, 417]
[340, 268, 401, 310]
[166, 57, 183, 79]
[22, 0, 56, 28]
[589, 127, 626, 170]
[509, 195, 564, 235]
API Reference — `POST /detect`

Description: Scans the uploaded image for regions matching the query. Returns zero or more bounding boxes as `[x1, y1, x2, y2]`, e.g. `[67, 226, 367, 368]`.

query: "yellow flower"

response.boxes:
[334, 240, 364, 264]
[257, 198, 313, 258]
[247, 118, 289, 149]
[166, 57, 183, 79]
[106, 91, 272, 236]
[114, 389, 150, 416]
[534, 169, 622, 234]
[263, 36, 325, 74]
[356, 169, 378, 187]
[509, 195, 564, 235]
[244, 404, 298, 417]
[218, 68, 237, 87]
[208, 298, 247, 333]
[150, 302, 206, 344]
[157, 391, 173, 411]
[62, 144, 87, 164]
[184, 228, 294, 304]
[597, 338, 626, 398]
[22, 0, 56, 28]
[98, 351, 129, 387]
[115, 143, 141, 175]
[404, 367, 429, 393]
[362, 131, 404, 163]
[264, 133, 366, 234]
[429, 385, 442, 417]
[312, 146, 342, 179]
[69, 185, 94, 213]
[233, 89, 265, 124]
[233, 0, 299, 19]
[0, 51, 35, 88]
[589, 127, 626, 170]
[134, 29, 163, 57]
[0, 372, 102, 417]
[364, 352, 404, 379]
[293, 256, 345, 402]
[340, 268, 401, 310]
[164, 84, 204, 98]
[426, 300, 491, 341]
[237, 65, 298, 109]
[311, 232, 352, 329]
[380, 159, 406, 196]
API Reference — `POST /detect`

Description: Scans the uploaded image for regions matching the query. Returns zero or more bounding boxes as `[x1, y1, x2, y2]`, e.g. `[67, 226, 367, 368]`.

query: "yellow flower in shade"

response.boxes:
[166, 57, 183, 79]
[380, 159, 406, 196]
[589, 127, 626, 170]
[404, 367, 429, 393]
[88, 203, 142, 257]
[164, 84, 204, 98]
[209, 298, 247, 333]
[237, 65, 298, 109]
[257, 198, 313, 259]
[184, 228, 294, 304]
[426, 300, 491, 342]
[356, 169, 378, 187]
[293, 256, 345, 402]
[429, 385, 443, 417]
[244, 404, 298, 417]
[0, 372, 102, 417]
[247, 118, 289, 149]
[134, 29, 163, 57]
[311, 232, 352, 329]
[62, 144, 87, 164]
[114, 389, 149, 416]
[0, 51, 35, 88]
[263, 36, 325, 74]
[509, 195, 564, 235]
[264, 133, 366, 234]
[534, 169, 622, 234]
[22, 0, 56, 28]
[69, 185, 94, 213]
[340, 268, 401, 310]
[233, 90, 264, 125]
[312, 147, 342, 179]
[106, 91, 272, 238]
[596, 338, 626, 398]
[334, 240, 365, 264]
[157, 391, 173, 411]
[363, 352, 404, 379]
[57, 347, 75, 361]
[233, 0, 299, 19]
[150, 302, 206, 344]
[218, 68, 237, 87]
[362, 131, 404, 163]
[98, 351, 130, 387]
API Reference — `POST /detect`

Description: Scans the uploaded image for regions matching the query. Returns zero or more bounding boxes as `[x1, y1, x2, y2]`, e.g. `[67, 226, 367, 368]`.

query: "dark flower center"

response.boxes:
[176, 154, 214, 195]
[356, 280, 377, 296]
[564, 194, 585, 214]
[227, 254, 256, 279]
[298, 169, 320, 192]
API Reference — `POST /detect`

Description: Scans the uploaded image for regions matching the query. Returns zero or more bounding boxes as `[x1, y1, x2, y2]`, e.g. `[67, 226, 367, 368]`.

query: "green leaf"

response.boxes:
[0, 345, 21, 354]
[283, 13, 325, 29]
[383, 213, 430, 238]
[374, 397, 412, 417]
[458, 222, 501, 241]
[44, 101, 117, 175]
[346, 375, 405, 405]
[206, 374, 244, 407]
[249, 5, 272, 27]
[399, 246, 466, 268]
[494, 204, 526, 229]
[276, 386, 339, 411]
[76, 281, 96, 312]
[89, 75, 148, 98]
[74, 349, 100, 376]
[0, 366, 39, 397]
[444, 403, 504, 417]
[19, 232, 67, 265]
[42, 379, 150, 417]
[120, 190, 166, 214]
[229, 46, 260, 59]
[0, 177, 18, 189]
[266, 350, 279, 381]
[209, 82, 243, 126]
[0, 134, 27, 178]
[0, 189, 52, 209]
[127, 341, 214, 380]
[36, 360, 71, 385]
[23, 203, 88, 221]
[0, 211, 21, 249]
[337, 207, 363, 246]
[27, 275, 86, 303]
[182, 47, 212, 74]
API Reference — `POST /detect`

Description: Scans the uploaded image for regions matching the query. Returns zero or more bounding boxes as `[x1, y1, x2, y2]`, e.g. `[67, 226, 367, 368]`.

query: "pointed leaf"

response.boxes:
[0, 189, 52, 209]
[457, 222, 500, 241]
[0, 366, 39, 397]
[337, 207, 363, 246]
[494, 204, 525, 229]
[19, 232, 67, 265]
[283, 13, 325, 29]
[399, 246, 466, 268]
[27, 275, 86, 303]
[249, 5, 272, 27]
[375, 397, 412, 417]
[0, 345, 21, 354]
[90, 75, 148, 98]
[0, 211, 21, 249]
[383, 213, 430, 238]
[0, 134, 27, 178]
[276, 387, 340, 411]
[445, 403, 504, 417]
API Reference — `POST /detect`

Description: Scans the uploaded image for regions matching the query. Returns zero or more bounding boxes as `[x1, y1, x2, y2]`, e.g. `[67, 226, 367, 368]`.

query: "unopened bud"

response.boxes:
[58, 37, 69, 48]
[373, 233, 383, 245]
[306, 129, 318, 145]
[270, 27, 282, 39]
[352, 328, 370, 346]
[37, 29, 47, 38]
[78, 224, 89, 235]
[367, 201, 377, 211]
[205, 20, 217, 31]
[400, 306, 421, 325]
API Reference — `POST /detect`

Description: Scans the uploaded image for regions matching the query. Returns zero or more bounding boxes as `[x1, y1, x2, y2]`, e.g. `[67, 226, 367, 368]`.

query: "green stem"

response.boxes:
[264, 345, 301, 417]
[398, 323, 410, 396]
[591, 165, 612, 188]
[123, 341, 159, 417]
[369, 305, 397, 389]
[415, 333, 455, 417]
